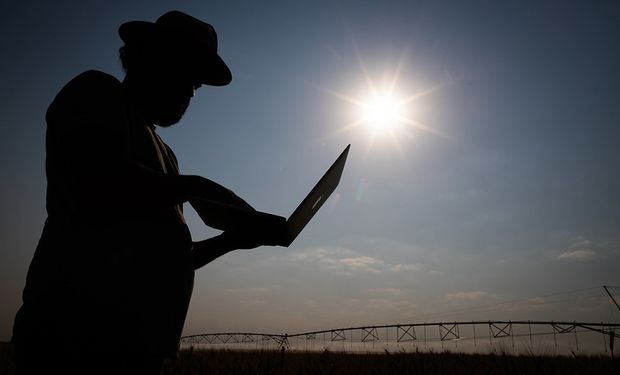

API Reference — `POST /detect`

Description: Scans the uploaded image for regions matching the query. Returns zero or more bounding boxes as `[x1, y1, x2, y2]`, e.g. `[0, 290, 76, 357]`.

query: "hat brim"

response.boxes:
[119, 21, 232, 86]
[199, 53, 232, 87]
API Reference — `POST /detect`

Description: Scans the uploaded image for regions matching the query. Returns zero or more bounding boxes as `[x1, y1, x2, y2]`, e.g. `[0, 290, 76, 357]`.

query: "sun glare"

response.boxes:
[359, 92, 406, 134]
[311, 50, 451, 158]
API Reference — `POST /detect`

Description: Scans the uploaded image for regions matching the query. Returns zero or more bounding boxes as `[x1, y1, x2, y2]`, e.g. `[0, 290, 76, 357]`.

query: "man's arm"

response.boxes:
[192, 216, 289, 270]
[57, 136, 253, 214]
[123, 165, 254, 211]
[191, 234, 235, 270]
[47, 71, 253, 214]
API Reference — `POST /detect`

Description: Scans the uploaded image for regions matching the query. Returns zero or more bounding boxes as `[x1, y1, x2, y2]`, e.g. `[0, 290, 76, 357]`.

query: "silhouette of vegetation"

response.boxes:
[2, 342, 618, 375]
[162, 348, 620, 375]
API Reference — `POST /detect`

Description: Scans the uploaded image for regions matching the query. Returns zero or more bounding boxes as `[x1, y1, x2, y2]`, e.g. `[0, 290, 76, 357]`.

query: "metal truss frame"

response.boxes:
[552, 323, 576, 334]
[438, 323, 459, 341]
[396, 325, 416, 342]
[361, 327, 379, 342]
[331, 329, 346, 341]
[489, 322, 513, 338]
[181, 321, 620, 352]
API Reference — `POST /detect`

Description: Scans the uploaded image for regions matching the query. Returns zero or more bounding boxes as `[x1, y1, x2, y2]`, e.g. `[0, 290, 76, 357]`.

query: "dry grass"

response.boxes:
[162, 347, 619, 375]
[1, 342, 618, 374]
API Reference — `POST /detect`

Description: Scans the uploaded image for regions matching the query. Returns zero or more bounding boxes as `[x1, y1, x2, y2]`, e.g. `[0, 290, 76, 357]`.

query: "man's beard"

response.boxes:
[151, 98, 191, 127]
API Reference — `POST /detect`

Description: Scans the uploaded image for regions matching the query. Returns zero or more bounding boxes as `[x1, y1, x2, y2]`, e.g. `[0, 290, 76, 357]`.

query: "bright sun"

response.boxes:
[312, 50, 450, 155]
[359, 92, 406, 134]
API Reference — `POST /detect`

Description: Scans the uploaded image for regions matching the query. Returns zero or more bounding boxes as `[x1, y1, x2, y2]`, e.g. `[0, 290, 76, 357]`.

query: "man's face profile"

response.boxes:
[141, 62, 202, 127]
[125, 44, 203, 127]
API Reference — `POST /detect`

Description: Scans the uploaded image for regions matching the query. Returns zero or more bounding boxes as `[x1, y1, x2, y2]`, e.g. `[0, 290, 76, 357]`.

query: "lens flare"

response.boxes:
[310, 48, 452, 160]
[359, 93, 405, 133]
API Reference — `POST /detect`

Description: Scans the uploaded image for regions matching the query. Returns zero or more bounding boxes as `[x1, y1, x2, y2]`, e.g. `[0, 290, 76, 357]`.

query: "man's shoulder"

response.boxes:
[47, 70, 124, 122]
[54, 70, 122, 100]
[68, 70, 121, 89]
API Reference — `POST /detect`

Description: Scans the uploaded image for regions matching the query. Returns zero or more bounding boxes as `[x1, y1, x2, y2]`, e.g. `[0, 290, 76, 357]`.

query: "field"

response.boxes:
[165, 348, 618, 375]
[1, 342, 618, 374]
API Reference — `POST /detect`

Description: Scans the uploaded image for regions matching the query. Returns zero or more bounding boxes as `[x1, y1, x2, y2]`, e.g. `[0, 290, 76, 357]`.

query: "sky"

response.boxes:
[1, 0, 619, 341]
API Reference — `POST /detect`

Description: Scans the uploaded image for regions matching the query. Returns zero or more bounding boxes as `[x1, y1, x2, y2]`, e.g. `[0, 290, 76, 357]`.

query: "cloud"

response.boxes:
[390, 263, 422, 272]
[444, 291, 487, 302]
[290, 247, 425, 275]
[364, 287, 407, 298]
[290, 247, 353, 262]
[289, 247, 384, 274]
[569, 238, 592, 249]
[338, 256, 384, 273]
[226, 286, 270, 293]
[557, 249, 596, 260]
[555, 236, 597, 260]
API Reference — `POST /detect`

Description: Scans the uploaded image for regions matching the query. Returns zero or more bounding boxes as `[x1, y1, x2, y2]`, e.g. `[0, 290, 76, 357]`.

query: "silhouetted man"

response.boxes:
[12, 11, 286, 375]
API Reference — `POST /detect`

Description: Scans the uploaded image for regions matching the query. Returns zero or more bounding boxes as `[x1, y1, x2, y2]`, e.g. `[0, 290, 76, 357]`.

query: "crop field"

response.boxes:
[163, 348, 617, 375]
[2, 342, 618, 374]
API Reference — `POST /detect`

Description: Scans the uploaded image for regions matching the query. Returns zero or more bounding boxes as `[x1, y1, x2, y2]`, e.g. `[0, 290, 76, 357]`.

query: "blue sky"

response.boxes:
[1, 0, 619, 340]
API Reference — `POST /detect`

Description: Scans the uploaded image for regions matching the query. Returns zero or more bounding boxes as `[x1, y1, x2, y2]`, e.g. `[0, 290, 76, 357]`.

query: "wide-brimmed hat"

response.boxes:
[118, 10, 232, 86]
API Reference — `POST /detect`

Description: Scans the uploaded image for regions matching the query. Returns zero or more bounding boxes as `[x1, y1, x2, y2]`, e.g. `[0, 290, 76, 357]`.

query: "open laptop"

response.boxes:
[283, 144, 350, 246]
[191, 144, 350, 247]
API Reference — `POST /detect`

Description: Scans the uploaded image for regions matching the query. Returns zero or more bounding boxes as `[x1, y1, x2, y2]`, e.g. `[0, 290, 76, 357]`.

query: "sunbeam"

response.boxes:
[311, 52, 452, 160]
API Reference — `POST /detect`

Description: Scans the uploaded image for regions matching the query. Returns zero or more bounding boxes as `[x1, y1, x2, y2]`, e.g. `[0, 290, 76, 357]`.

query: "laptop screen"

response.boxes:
[285, 144, 350, 245]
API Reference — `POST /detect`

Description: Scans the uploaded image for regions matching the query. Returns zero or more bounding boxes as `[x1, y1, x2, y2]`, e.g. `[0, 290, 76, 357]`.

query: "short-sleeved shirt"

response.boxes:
[13, 70, 194, 358]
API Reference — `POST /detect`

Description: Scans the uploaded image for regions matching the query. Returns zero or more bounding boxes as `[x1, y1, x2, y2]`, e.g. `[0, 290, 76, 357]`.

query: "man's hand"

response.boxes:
[191, 213, 289, 270]
[185, 175, 255, 211]
[187, 175, 263, 230]
[220, 213, 289, 250]
[189, 200, 251, 231]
